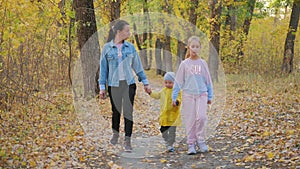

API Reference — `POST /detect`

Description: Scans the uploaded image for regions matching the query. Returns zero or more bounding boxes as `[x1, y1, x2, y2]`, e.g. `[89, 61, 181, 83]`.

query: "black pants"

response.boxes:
[160, 126, 177, 146]
[108, 81, 136, 137]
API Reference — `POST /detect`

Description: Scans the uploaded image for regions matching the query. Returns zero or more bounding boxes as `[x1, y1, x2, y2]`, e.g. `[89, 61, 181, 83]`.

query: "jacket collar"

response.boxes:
[108, 40, 130, 48]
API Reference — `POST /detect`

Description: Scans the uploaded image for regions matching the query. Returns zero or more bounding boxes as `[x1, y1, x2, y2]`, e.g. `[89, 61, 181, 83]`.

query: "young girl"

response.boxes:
[148, 72, 181, 152]
[99, 20, 151, 152]
[172, 36, 213, 155]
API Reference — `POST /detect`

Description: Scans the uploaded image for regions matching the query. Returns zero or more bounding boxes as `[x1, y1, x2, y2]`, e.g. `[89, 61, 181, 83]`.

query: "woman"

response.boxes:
[98, 20, 151, 152]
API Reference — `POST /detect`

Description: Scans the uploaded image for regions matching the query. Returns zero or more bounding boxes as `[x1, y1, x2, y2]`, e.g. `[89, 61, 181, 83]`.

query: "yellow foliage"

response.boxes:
[266, 152, 274, 160]
[160, 158, 167, 163]
[29, 159, 37, 168]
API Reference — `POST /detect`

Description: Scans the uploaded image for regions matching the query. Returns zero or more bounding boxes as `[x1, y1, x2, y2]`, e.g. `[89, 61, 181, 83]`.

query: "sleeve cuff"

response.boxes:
[100, 84, 106, 90]
[141, 79, 149, 85]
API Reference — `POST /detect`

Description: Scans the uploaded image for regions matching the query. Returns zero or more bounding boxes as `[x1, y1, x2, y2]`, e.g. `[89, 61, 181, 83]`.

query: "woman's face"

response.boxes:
[117, 25, 131, 41]
[189, 40, 201, 57]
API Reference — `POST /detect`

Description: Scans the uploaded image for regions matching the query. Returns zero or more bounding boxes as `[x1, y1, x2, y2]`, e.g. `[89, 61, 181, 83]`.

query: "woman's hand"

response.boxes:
[99, 90, 106, 99]
[144, 85, 151, 94]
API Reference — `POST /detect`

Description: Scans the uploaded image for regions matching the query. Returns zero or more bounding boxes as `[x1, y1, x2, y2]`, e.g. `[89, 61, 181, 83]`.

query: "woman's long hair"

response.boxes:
[107, 20, 129, 43]
[184, 36, 201, 59]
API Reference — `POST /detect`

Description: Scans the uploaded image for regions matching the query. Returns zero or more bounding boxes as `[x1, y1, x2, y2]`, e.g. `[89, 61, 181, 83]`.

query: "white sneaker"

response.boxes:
[187, 144, 196, 155]
[198, 142, 208, 153]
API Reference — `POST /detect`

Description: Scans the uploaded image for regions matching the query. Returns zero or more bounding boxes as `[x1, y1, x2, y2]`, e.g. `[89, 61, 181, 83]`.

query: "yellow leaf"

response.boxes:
[21, 161, 27, 167]
[160, 159, 167, 163]
[108, 161, 114, 167]
[286, 130, 294, 135]
[243, 155, 255, 162]
[0, 150, 6, 157]
[79, 156, 86, 162]
[262, 131, 271, 137]
[266, 152, 274, 160]
[29, 159, 37, 168]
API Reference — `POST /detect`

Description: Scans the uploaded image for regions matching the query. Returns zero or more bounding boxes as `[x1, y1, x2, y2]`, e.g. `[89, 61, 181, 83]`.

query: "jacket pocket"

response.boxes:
[107, 55, 118, 67]
[106, 55, 114, 61]
[125, 53, 134, 66]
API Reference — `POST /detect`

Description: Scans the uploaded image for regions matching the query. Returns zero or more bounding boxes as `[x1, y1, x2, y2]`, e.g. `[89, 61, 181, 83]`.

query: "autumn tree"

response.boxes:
[209, 0, 222, 82]
[224, 0, 237, 40]
[189, 0, 199, 35]
[110, 0, 120, 21]
[132, 0, 150, 70]
[73, 0, 100, 98]
[239, 0, 256, 57]
[155, 38, 163, 75]
[163, 0, 173, 73]
[282, 0, 300, 73]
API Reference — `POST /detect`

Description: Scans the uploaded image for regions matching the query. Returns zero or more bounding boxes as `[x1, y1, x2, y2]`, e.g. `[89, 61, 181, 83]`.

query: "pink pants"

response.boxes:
[182, 92, 208, 145]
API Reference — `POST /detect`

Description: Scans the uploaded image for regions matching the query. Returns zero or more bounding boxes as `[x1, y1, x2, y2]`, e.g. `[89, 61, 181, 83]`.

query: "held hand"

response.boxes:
[172, 101, 177, 107]
[144, 85, 151, 94]
[207, 100, 212, 111]
[99, 90, 106, 99]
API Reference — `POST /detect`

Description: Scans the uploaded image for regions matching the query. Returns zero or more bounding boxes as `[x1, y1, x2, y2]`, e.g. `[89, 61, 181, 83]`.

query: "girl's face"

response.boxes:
[189, 40, 201, 57]
[117, 25, 131, 41]
[165, 80, 174, 89]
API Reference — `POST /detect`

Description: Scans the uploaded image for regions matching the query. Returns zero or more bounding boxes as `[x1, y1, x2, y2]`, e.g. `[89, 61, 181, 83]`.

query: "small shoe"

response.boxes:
[187, 144, 196, 155]
[110, 133, 119, 145]
[198, 142, 208, 153]
[167, 145, 175, 152]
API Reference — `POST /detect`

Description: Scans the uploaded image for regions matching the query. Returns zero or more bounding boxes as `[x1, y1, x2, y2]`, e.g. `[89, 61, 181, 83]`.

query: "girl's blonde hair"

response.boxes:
[185, 36, 201, 59]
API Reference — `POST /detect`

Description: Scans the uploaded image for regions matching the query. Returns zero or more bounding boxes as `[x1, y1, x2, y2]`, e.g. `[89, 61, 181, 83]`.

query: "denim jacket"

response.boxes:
[98, 40, 149, 90]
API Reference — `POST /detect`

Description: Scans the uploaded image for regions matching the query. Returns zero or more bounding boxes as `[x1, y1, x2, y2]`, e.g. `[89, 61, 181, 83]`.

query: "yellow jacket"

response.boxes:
[150, 87, 182, 126]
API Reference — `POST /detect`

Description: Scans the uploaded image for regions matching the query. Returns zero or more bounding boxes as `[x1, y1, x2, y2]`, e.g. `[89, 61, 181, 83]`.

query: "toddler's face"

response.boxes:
[165, 80, 174, 89]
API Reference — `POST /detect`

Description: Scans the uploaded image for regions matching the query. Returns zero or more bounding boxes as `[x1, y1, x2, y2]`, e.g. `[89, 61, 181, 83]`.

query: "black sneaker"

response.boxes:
[110, 133, 119, 145]
[124, 136, 132, 152]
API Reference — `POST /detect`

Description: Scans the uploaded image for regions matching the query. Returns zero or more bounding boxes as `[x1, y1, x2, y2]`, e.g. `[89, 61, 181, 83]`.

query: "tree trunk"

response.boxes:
[148, 21, 153, 69]
[155, 38, 163, 75]
[189, 0, 198, 35]
[174, 0, 197, 70]
[243, 0, 256, 36]
[141, 0, 149, 70]
[176, 40, 186, 69]
[282, 0, 300, 73]
[162, 0, 172, 74]
[209, 0, 222, 82]
[73, 0, 100, 98]
[224, 1, 237, 40]
[164, 26, 172, 73]
[110, 1, 120, 21]
[133, 23, 142, 50]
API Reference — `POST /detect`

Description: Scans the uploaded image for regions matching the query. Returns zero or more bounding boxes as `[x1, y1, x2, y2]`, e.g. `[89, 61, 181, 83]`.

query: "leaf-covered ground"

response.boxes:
[0, 73, 299, 168]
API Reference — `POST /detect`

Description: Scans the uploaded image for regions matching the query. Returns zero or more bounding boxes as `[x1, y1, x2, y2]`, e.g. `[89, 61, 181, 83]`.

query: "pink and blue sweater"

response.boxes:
[172, 58, 213, 101]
